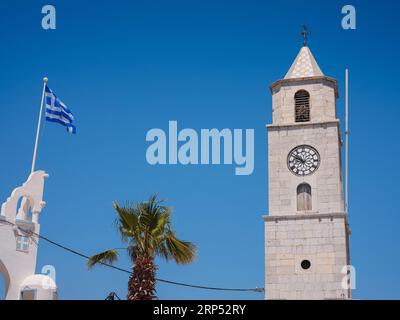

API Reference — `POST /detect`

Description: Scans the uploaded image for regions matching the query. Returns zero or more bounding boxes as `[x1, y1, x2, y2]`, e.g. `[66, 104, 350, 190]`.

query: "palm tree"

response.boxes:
[87, 194, 196, 300]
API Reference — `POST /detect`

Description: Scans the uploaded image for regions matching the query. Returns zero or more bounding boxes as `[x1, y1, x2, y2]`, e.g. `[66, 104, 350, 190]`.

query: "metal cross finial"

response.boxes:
[301, 25, 309, 47]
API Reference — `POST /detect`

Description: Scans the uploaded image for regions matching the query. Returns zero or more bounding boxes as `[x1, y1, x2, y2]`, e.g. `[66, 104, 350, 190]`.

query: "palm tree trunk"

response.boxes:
[127, 254, 157, 300]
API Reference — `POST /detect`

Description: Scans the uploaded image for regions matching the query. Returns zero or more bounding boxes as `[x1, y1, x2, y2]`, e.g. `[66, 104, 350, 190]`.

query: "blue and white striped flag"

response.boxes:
[45, 85, 76, 134]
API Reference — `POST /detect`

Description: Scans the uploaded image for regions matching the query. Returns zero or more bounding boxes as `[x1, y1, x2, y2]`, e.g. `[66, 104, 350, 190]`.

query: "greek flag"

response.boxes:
[45, 85, 76, 134]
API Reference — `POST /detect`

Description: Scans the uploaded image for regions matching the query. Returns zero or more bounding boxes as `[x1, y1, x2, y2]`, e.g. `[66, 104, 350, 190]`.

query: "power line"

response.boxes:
[2, 219, 264, 293]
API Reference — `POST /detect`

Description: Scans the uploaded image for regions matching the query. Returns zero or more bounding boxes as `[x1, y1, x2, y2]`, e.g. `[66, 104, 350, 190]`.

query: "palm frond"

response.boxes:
[87, 249, 119, 269]
[114, 202, 139, 230]
[164, 232, 196, 264]
[151, 211, 170, 238]
[113, 202, 143, 245]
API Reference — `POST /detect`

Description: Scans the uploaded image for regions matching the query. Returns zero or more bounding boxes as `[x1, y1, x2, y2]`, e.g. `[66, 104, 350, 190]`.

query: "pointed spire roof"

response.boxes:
[284, 46, 323, 79]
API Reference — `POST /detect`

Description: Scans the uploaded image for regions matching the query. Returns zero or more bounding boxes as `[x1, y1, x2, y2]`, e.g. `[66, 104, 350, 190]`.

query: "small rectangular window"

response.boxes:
[16, 236, 29, 252]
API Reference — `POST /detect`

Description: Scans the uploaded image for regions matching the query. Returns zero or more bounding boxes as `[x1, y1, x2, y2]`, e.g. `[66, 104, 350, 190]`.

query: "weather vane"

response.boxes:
[301, 25, 310, 47]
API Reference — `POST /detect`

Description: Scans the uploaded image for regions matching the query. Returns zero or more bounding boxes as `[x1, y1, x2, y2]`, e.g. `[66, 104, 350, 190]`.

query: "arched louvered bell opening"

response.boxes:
[295, 90, 310, 122]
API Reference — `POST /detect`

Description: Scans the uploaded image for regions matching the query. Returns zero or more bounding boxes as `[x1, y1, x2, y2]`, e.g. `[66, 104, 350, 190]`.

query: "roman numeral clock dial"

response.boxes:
[287, 145, 320, 176]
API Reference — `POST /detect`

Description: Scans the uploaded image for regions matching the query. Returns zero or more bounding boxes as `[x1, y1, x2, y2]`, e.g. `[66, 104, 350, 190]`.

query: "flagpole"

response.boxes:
[344, 69, 349, 215]
[31, 77, 48, 173]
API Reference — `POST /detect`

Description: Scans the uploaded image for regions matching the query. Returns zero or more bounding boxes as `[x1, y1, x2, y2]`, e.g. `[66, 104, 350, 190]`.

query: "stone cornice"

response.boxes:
[15, 218, 36, 231]
[263, 212, 348, 222]
[269, 75, 339, 98]
[266, 120, 340, 130]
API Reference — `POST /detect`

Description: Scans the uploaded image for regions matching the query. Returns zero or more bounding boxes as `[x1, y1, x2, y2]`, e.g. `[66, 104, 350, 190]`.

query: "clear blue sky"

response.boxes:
[1, 0, 400, 299]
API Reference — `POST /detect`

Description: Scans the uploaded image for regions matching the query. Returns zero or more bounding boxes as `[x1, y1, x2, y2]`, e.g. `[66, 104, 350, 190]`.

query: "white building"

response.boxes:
[264, 45, 351, 299]
[0, 171, 57, 300]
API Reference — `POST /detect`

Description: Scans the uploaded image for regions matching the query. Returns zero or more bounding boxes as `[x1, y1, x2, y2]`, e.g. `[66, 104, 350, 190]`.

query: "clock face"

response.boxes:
[287, 145, 320, 176]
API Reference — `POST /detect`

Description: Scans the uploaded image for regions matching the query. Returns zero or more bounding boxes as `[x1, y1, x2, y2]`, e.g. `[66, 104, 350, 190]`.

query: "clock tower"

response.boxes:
[264, 44, 351, 299]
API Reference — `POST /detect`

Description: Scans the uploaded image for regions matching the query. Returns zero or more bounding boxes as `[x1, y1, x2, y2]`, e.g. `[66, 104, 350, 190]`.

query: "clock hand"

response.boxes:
[294, 155, 304, 163]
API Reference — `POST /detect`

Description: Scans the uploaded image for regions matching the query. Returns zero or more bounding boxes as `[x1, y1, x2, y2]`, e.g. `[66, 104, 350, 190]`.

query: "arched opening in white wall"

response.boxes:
[297, 183, 312, 211]
[0, 259, 10, 300]
[0, 273, 4, 299]
[16, 196, 33, 221]
[20, 288, 36, 300]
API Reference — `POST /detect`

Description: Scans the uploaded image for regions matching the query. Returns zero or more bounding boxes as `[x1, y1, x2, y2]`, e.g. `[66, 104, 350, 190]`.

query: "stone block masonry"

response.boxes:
[264, 213, 350, 300]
